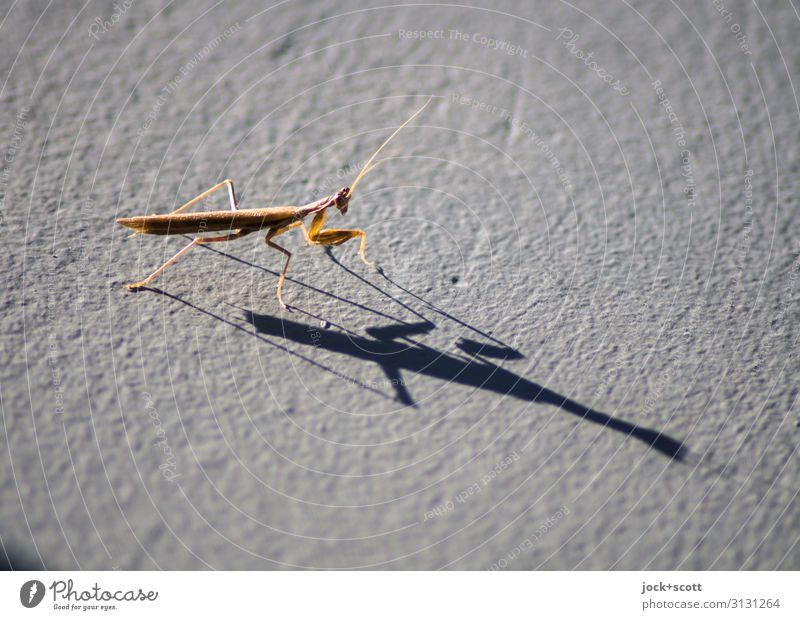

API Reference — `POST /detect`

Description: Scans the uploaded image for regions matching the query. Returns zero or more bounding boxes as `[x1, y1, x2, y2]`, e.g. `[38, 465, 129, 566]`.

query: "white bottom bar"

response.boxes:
[1, 571, 796, 619]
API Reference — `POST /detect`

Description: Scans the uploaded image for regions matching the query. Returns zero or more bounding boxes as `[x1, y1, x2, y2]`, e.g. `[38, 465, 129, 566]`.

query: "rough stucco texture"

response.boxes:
[0, 0, 798, 569]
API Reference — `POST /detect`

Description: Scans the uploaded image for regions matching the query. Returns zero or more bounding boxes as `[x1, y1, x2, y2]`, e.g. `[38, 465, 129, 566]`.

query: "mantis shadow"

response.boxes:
[243, 311, 687, 461]
[152, 244, 686, 461]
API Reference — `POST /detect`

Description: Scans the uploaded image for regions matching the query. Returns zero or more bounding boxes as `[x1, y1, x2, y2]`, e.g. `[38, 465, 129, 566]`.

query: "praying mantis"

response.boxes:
[117, 99, 431, 309]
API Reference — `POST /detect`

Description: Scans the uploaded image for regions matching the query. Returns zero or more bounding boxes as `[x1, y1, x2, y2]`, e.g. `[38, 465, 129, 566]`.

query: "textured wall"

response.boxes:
[0, 0, 798, 569]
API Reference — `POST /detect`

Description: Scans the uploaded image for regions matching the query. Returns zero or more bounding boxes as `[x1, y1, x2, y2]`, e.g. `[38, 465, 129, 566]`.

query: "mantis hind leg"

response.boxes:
[127, 179, 239, 238]
[126, 229, 252, 290]
[265, 222, 303, 310]
[170, 178, 239, 213]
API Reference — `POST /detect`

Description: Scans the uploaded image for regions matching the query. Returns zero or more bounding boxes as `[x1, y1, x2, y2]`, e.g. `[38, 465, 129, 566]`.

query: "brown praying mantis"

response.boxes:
[117, 99, 431, 309]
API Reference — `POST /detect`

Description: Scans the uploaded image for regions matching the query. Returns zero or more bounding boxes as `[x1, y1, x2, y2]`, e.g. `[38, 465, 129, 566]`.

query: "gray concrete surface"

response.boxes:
[0, 0, 798, 570]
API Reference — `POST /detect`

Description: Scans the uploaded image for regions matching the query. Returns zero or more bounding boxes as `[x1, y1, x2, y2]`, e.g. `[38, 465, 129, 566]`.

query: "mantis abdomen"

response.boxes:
[117, 207, 300, 235]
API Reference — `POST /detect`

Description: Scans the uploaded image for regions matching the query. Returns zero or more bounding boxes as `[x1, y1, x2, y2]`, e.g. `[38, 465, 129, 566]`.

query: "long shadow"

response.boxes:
[137, 244, 686, 461]
[245, 311, 687, 461]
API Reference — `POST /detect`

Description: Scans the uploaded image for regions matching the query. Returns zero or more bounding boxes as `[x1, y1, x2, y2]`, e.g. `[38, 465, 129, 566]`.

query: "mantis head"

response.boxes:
[333, 187, 350, 215]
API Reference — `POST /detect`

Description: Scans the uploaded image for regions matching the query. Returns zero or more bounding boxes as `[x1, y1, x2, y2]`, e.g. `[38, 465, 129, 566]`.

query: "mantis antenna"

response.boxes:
[347, 96, 433, 198]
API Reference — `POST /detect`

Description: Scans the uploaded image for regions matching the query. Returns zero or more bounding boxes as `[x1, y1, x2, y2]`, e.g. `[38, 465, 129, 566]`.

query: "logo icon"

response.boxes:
[20, 580, 45, 608]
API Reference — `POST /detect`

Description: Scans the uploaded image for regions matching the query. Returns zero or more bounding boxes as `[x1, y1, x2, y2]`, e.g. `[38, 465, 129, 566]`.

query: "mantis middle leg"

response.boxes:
[264, 221, 304, 309]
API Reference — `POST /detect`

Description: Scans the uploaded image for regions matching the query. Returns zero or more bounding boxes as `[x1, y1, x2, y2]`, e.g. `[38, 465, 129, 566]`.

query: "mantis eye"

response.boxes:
[335, 188, 350, 214]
